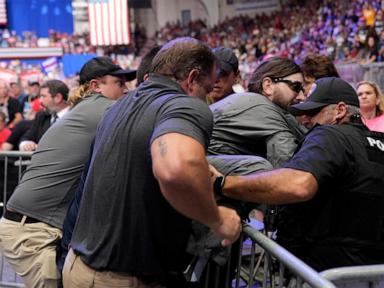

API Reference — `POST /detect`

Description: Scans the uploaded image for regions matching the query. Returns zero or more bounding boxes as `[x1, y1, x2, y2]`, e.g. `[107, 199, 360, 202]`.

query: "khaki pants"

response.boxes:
[0, 217, 62, 288]
[63, 249, 164, 288]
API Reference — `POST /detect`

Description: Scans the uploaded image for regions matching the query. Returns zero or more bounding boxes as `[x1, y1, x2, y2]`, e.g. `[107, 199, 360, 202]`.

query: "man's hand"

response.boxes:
[19, 141, 38, 151]
[211, 206, 242, 246]
[209, 164, 223, 184]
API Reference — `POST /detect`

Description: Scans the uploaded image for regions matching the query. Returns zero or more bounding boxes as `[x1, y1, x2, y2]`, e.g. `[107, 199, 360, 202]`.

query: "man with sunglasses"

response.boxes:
[210, 77, 384, 271]
[209, 56, 306, 168]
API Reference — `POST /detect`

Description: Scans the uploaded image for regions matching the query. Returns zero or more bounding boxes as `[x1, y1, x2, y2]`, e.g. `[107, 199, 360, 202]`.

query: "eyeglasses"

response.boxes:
[272, 77, 304, 94]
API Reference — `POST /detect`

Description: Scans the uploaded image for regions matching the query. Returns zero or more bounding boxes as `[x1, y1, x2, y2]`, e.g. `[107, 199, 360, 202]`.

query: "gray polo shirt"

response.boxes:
[208, 92, 306, 168]
[7, 93, 113, 228]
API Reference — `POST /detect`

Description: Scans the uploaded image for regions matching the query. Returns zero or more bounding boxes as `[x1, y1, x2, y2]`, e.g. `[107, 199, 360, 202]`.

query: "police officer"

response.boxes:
[210, 77, 384, 271]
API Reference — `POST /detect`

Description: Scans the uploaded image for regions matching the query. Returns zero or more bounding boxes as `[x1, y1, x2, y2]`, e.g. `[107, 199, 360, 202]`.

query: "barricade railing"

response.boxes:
[235, 224, 336, 288]
[335, 62, 384, 91]
[320, 265, 384, 288]
[0, 151, 32, 212]
[0, 151, 32, 288]
[227, 223, 384, 288]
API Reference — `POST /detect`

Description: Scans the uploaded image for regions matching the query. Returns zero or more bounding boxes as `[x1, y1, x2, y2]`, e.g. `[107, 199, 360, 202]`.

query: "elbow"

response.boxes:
[152, 159, 186, 187]
[292, 186, 315, 202]
[289, 172, 318, 202]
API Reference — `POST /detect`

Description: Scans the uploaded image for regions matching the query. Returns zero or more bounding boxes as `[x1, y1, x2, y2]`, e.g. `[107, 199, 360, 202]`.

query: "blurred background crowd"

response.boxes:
[0, 0, 383, 85]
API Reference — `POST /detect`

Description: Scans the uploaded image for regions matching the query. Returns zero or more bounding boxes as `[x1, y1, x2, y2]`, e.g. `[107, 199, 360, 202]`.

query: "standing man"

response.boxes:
[0, 56, 134, 288]
[19, 80, 70, 151]
[63, 37, 241, 288]
[210, 77, 384, 271]
[208, 46, 240, 103]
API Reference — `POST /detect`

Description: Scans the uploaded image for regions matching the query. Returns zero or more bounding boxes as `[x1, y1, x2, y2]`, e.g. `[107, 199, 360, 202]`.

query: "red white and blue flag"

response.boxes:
[41, 57, 59, 74]
[88, 0, 131, 46]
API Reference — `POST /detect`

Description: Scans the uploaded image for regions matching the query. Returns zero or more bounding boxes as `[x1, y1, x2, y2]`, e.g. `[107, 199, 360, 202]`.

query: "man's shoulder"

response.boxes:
[35, 110, 51, 119]
[306, 124, 367, 148]
[74, 93, 114, 112]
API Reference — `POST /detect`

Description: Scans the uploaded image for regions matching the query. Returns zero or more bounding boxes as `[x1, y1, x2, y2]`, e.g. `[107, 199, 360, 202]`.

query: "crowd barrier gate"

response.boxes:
[335, 62, 384, 90]
[1, 150, 384, 288]
[205, 222, 384, 288]
[0, 151, 32, 288]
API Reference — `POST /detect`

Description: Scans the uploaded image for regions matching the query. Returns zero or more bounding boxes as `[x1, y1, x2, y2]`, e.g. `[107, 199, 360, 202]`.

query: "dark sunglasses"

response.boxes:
[272, 77, 304, 94]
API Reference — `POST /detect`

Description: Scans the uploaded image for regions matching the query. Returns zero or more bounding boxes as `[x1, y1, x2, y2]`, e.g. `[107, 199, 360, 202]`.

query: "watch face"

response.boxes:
[214, 175, 225, 196]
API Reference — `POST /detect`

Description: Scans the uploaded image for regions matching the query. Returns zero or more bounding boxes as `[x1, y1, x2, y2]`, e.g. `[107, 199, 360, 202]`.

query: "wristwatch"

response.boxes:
[213, 175, 226, 197]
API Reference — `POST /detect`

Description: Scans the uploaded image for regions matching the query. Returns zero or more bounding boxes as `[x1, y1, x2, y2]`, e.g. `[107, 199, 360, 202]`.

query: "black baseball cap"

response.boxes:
[28, 81, 40, 86]
[79, 57, 136, 85]
[289, 77, 359, 116]
[212, 47, 239, 73]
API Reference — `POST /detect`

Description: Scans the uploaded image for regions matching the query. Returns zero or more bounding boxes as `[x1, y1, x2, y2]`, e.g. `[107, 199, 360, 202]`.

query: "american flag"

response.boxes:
[88, 0, 131, 46]
[0, 0, 7, 25]
[41, 57, 59, 74]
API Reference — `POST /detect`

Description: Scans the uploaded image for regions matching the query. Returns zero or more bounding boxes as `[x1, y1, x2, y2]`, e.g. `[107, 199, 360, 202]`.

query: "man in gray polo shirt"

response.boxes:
[0, 57, 136, 288]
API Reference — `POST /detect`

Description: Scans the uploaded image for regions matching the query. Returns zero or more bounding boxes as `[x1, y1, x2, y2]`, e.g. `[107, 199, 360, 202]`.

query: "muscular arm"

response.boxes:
[152, 133, 221, 227]
[151, 132, 240, 244]
[222, 168, 318, 204]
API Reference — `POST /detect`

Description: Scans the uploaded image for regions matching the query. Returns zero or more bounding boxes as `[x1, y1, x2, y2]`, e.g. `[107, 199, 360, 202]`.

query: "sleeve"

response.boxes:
[7, 98, 22, 123]
[266, 130, 298, 168]
[5, 120, 32, 146]
[284, 126, 352, 187]
[20, 112, 43, 143]
[251, 104, 299, 168]
[151, 96, 213, 148]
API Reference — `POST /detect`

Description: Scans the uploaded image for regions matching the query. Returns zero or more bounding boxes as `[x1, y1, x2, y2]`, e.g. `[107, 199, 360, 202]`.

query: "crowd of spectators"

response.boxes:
[152, 0, 384, 80]
[0, 0, 383, 84]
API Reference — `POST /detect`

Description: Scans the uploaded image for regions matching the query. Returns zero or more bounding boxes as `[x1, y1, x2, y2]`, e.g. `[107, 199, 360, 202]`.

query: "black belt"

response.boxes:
[3, 209, 40, 224]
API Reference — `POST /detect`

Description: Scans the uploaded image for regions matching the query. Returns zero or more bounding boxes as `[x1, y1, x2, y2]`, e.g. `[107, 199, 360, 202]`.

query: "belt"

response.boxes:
[3, 209, 40, 224]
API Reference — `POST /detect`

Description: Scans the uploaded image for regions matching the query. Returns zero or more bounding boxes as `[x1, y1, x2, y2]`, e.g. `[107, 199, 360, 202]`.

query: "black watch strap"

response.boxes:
[213, 175, 226, 197]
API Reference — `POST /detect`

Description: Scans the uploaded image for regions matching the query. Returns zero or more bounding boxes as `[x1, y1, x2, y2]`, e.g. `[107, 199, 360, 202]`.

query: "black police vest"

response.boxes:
[315, 125, 384, 246]
[279, 124, 384, 249]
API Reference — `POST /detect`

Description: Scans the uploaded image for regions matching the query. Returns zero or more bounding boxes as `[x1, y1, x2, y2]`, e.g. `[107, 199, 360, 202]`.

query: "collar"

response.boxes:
[146, 73, 186, 94]
[56, 106, 70, 119]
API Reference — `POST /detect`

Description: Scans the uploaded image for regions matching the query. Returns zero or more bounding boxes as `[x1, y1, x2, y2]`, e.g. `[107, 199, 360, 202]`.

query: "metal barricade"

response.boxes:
[234, 224, 336, 288]
[320, 265, 384, 288]
[361, 62, 384, 91]
[0, 151, 32, 288]
[336, 62, 384, 91]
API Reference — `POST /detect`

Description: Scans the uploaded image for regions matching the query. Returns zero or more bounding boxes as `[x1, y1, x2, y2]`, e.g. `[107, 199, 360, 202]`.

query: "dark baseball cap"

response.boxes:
[289, 77, 359, 116]
[79, 56, 136, 85]
[212, 47, 239, 73]
[28, 81, 40, 86]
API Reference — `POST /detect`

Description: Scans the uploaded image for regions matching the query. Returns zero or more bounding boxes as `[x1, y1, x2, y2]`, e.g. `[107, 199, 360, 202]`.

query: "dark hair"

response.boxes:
[151, 37, 216, 82]
[41, 80, 69, 101]
[136, 45, 162, 85]
[300, 54, 340, 80]
[248, 57, 302, 93]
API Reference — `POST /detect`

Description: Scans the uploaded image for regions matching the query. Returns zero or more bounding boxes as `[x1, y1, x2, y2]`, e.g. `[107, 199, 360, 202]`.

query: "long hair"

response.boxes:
[356, 81, 384, 116]
[247, 57, 302, 94]
[67, 83, 93, 107]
